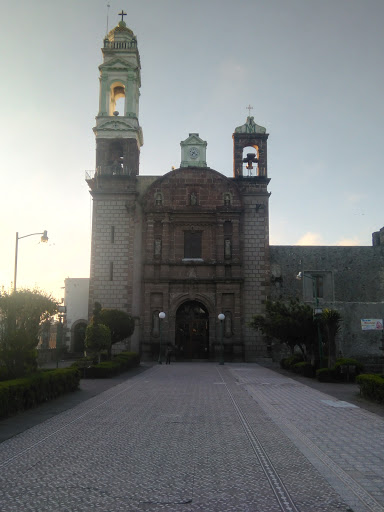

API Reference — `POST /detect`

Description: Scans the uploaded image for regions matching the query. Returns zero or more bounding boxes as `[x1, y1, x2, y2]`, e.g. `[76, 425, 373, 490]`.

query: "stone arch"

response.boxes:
[168, 294, 216, 360]
[174, 300, 209, 359]
[242, 145, 259, 176]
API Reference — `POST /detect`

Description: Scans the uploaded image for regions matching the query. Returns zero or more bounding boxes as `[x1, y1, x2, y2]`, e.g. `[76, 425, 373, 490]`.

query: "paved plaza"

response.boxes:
[0, 363, 383, 512]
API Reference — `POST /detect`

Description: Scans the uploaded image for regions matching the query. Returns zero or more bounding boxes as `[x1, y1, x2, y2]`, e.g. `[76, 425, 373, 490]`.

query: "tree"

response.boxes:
[321, 308, 342, 367]
[249, 299, 317, 359]
[84, 323, 111, 363]
[0, 289, 58, 378]
[98, 309, 135, 357]
[73, 322, 87, 353]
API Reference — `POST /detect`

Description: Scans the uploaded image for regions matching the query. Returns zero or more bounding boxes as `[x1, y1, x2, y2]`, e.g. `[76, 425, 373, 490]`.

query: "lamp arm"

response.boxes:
[17, 232, 45, 240]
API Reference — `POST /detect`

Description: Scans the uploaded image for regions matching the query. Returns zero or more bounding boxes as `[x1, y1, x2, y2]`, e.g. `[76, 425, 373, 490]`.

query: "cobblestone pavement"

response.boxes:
[0, 363, 383, 512]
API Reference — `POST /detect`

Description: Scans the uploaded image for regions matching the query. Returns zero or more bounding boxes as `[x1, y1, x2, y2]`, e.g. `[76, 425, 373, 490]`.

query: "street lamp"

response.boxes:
[218, 313, 225, 365]
[14, 230, 48, 291]
[296, 272, 323, 366]
[158, 312, 166, 364]
[56, 305, 66, 368]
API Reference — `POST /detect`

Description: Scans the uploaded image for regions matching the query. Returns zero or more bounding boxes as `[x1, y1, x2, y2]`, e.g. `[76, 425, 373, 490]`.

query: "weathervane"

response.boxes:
[246, 104, 253, 117]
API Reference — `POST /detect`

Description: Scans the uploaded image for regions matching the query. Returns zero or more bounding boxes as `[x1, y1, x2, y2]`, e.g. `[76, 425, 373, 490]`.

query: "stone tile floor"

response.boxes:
[0, 363, 383, 511]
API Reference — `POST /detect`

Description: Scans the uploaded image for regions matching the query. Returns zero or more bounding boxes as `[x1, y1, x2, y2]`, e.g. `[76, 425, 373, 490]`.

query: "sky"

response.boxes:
[1, 0, 383, 301]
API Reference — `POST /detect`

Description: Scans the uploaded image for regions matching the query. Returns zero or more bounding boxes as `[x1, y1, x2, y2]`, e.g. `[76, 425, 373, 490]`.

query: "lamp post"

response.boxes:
[296, 272, 323, 366]
[158, 312, 166, 364]
[14, 230, 48, 291]
[56, 305, 66, 368]
[218, 313, 225, 365]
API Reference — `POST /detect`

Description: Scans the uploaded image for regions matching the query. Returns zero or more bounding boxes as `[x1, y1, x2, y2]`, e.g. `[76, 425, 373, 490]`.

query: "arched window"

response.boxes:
[109, 82, 126, 116]
[242, 145, 259, 176]
[224, 221, 232, 260]
[223, 193, 231, 206]
[155, 192, 163, 206]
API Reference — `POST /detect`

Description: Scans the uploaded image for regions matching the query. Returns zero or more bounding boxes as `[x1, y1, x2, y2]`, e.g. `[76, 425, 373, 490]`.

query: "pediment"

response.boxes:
[99, 58, 137, 71]
[181, 133, 207, 147]
[97, 118, 135, 131]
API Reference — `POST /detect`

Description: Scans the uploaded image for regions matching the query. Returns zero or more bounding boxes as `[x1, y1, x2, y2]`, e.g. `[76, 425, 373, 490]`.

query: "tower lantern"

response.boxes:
[94, 18, 143, 177]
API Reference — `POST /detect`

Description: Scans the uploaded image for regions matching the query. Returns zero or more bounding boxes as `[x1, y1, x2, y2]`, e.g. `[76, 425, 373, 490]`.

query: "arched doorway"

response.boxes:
[72, 321, 87, 353]
[175, 301, 209, 359]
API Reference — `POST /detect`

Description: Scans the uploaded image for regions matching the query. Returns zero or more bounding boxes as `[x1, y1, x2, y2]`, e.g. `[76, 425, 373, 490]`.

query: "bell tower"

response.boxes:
[86, 15, 144, 342]
[232, 114, 271, 360]
[94, 15, 143, 176]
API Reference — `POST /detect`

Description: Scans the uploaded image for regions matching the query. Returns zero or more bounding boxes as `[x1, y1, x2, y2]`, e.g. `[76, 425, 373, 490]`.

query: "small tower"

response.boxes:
[180, 133, 207, 168]
[94, 18, 143, 176]
[233, 116, 268, 178]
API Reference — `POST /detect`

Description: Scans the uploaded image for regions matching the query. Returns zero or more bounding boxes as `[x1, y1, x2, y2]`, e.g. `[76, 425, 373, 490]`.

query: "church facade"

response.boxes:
[86, 19, 384, 365]
[86, 20, 270, 361]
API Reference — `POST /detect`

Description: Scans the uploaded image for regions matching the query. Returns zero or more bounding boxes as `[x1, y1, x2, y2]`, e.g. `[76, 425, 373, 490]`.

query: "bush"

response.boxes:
[316, 367, 337, 382]
[0, 368, 80, 419]
[356, 374, 384, 403]
[86, 361, 121, 378]
[280, 354, 304, 370]
[74, 351, 140, 378]
[293, 361, 315, 378]
[334, 358, 364, 382]
[113, 351, 140, 368]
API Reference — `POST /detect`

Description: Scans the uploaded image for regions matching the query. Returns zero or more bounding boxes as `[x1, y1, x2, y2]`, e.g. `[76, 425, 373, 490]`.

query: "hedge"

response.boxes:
[0, 368, 80, 419]
[72, 351, 140, 378]
[316, 358, 364, 383]
[356, 374, 384, 403]
[293, 361, 315, 378]
[280, 355, 304, 370]
[316, 367, 337, 382]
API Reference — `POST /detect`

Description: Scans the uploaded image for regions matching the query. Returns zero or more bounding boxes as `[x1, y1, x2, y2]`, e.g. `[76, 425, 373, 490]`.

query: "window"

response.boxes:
[224, 221, 232, 260]
[111, 226, 115, 244]
[314, 275, 324, 299]
[224, 239, 231, 259]
[184, 231, 202, 258]
[302, 271, 333, 302]
[154, 238, 162, 257]
[155, 193, 163, 206]
[109, 262, 114, 281]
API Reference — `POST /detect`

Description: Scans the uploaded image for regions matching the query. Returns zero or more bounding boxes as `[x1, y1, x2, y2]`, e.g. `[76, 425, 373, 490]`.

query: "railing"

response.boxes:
[85, 166, 135, 180]
[103, 40, 137, 49]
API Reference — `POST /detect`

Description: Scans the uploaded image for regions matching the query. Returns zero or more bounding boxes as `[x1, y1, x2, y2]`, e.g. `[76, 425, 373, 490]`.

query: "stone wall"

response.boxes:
[269, 245, 384, 362]
[87, 176, 137, 316]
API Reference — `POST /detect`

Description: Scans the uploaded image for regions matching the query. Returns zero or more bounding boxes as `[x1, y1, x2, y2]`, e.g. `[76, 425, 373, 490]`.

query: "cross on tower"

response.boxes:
[246, 104, 253, 117]
[119, 10, 127, 22]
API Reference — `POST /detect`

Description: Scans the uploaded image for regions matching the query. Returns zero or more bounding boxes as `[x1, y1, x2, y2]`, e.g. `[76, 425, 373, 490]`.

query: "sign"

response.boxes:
[361, 319, 383, 331]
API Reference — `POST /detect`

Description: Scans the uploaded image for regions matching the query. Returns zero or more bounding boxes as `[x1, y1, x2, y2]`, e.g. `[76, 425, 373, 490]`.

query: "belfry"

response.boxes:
[86, 16, 271, 361]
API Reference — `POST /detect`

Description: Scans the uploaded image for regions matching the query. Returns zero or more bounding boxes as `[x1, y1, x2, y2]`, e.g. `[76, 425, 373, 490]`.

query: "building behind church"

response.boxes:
[83, 18, 384, 366]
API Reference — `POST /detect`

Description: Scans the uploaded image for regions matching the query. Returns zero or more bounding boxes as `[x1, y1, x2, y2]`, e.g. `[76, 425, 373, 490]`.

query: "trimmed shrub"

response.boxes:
[293, 361, 315, 378]
[85, 361, 121, 378]
[334, 358, 364, 382]
[356, 374, 384, 403]
[0, 368, 80, 419]
[316, 367, 337, 382]
[280, 354, 304, 370]
[74, 351, 140, 378]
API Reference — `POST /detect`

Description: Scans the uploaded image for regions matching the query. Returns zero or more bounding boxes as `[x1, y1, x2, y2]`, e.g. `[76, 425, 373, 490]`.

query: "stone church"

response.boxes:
[86, 19, 384, 365]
